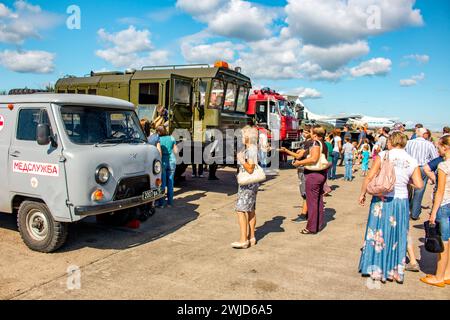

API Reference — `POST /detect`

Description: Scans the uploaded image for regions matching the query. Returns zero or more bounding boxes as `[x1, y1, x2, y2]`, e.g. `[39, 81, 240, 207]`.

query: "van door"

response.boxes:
[7, 104, 70, 222]
[169, 74, 194, 134]
[0, 106, 13, 213]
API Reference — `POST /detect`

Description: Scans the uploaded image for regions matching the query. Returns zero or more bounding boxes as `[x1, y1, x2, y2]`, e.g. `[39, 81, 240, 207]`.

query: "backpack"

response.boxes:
[367, 151, 396, 196]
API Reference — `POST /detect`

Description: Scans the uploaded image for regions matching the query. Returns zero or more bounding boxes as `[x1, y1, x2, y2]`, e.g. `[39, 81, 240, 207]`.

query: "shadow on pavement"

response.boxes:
[418, 238, 438, 275]
[175, 168, 239, 196]
[256, 216, 286, 243]
[323, 208, 337, 230]
[0, 192, 206, 254]
[0, 213, 17, 232]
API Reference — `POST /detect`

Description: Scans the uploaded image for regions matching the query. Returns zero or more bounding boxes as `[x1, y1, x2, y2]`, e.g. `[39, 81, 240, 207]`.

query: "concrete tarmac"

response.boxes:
[0, 165, 448, 300]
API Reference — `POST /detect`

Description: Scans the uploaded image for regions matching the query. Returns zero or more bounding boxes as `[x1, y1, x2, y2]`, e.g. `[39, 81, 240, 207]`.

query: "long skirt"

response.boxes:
[359, 197, 410, 282]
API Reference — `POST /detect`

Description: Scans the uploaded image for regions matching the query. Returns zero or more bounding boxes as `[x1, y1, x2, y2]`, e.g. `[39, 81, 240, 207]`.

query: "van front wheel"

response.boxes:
[17, 201, 68, 253]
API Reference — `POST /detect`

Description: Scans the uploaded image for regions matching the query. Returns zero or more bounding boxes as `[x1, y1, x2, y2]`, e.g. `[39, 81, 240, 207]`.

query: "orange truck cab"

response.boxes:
[247, 88, 301, 149]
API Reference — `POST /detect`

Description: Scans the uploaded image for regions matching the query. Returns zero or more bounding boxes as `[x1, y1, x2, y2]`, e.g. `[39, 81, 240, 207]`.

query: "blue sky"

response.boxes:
[0, 0, 449, 130]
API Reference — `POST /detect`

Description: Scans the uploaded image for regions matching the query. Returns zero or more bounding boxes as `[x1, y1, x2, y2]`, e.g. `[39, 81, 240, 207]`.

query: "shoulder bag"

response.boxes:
[367, 151, 396, 196]
[237, 164, 266, 186]
[304, 141, 329, 171]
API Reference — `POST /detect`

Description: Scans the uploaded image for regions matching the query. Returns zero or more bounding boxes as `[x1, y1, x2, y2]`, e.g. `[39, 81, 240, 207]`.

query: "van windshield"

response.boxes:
[60, 106, 147, 145]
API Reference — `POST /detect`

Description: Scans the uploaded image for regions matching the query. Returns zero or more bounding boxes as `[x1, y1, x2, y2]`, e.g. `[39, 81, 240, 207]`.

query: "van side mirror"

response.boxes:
[36, 123, 51, 145]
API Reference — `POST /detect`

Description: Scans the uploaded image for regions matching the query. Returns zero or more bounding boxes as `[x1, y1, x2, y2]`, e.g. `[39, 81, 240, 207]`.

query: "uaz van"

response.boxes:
[0, 94, 164, 252]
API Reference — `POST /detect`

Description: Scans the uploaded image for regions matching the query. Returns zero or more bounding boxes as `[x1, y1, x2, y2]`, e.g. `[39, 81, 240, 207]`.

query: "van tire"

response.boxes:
[17, 201, 68, 253]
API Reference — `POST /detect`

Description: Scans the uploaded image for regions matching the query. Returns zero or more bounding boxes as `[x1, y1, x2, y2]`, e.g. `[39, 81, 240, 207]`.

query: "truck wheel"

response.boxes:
[17, 201, 68, 253]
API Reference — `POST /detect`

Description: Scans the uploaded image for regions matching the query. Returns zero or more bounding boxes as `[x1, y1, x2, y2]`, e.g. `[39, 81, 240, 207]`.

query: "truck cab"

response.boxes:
[248, 88, 301, 149]
[0, 94, 164, 252]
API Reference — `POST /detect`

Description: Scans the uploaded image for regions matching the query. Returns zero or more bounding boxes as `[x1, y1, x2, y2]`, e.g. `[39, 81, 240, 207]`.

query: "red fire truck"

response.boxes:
[247, 88, 301, 149]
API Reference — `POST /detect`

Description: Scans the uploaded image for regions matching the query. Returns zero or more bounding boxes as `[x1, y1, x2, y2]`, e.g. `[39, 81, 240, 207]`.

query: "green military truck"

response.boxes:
[55, 62, 253, 177]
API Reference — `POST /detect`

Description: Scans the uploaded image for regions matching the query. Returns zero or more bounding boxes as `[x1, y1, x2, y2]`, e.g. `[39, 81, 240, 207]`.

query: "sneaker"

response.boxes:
[292, 215, 308, 223]
[405, 263, 420, 272]
[192, 175, 198, 178]
[199, 174, 205, 178]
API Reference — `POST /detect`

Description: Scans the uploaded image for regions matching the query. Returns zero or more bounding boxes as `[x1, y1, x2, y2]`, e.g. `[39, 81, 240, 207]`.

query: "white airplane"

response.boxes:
[296, 99, 361, 128]
[295, 99, 396, 130]
[347, 116, 397, 130]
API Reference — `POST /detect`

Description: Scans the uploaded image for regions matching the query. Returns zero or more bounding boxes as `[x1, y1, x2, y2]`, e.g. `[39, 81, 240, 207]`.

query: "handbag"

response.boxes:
[237, 164, 266, 186]
[424, 221, 445, 253]
[304, 141, 329, 171]
[367, 151, 396, 196]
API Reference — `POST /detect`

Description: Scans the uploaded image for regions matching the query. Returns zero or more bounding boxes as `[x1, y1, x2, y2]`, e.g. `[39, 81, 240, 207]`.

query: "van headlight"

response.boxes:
[153, 160, 162, 175]
[95, 165, 110, 184]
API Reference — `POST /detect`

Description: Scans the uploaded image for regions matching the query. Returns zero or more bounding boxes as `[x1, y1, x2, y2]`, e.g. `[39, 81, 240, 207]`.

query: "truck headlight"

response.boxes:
[153, 160, 162, 175]
[95, 165, 110, 184]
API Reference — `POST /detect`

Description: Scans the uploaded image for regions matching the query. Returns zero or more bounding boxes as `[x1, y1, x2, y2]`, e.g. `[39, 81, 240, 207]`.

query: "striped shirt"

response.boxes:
[405, 137, 439, 166]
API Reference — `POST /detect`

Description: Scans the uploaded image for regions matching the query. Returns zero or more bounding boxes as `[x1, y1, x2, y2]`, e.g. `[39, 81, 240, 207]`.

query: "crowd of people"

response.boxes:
[232, 121, 450, 289]
[139, 111, 450, 288]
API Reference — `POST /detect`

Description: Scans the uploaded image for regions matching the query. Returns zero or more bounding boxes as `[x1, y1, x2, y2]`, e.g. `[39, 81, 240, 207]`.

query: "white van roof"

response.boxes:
[0, 94, 135, 110]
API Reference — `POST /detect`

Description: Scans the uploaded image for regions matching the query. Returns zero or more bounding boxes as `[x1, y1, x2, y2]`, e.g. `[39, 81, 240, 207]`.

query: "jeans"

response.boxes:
[437, 204, 450, 241]
[410, 166, 428, 220]
[330, 151, 340, 179]
[159, 160, 176, 206]
[259, 150, 268, 168]
[344, 154, 353, 181]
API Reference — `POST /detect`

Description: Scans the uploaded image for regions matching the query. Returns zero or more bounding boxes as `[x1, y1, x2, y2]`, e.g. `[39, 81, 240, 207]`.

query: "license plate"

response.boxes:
[291, 141, 302, 149]
[142, 189, 160, 201]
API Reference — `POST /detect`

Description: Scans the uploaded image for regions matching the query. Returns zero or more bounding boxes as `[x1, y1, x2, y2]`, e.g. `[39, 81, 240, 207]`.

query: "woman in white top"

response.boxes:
[358, 132, 423, 284]
[330, 128, 342, 180]
[421, 135, 450, 287]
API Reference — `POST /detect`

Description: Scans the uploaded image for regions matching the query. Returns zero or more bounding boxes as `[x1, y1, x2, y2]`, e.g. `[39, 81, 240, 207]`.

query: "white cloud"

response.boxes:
[0, 1, 63, 44]
[177, 0, 277, 41]
[96, 26, 170, 68]
[283, 0, 424, 46]
[350, 58, 392, 77]
[0, 3, 14, 18]
[404, 54, 429, 64]
[235, 37, 304, 80]
[182, 41, 237, 64]
[301, 41, 369, 71]
[400, 72, 425, 87]
[177, 0, 424, 82]
[176, 0, 226, 17]
[208, 0, 276, 41]
[0, 50, 55, 73]
[292, 87, 322, 100]
[98, 26, 152, 55]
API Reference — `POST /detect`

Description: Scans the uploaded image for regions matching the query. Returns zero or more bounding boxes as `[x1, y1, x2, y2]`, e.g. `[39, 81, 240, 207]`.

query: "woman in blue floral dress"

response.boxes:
[358, 132, 424, 283]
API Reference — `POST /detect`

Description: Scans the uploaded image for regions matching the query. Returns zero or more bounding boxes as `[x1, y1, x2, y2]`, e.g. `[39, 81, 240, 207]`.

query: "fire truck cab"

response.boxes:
[247, 88, 301, 149]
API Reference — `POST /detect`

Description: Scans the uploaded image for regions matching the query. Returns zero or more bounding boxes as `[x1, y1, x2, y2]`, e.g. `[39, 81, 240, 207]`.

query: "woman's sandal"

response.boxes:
[231, 241, 250, 249]
[300, 228, 316, 235]
[420, 276, 445, 288]
[425, 274, 450, 285]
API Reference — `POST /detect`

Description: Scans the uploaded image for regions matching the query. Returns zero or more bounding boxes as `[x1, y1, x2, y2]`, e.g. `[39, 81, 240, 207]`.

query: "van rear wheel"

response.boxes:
[17, 201, 68, 253]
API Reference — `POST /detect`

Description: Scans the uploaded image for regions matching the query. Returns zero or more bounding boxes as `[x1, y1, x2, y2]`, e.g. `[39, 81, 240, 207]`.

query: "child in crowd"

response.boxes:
[342, 138, 355, 181]
[361, 144, 370, 176]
